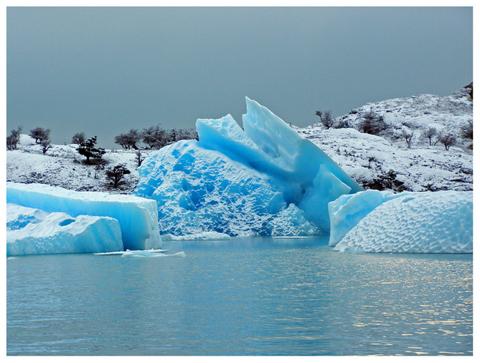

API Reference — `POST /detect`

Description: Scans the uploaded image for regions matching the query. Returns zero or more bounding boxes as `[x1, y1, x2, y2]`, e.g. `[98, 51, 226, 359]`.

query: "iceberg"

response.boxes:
[328, 190, 401, 247]
[136, 140, 289, 236]
[7, 182, 161, 250]
[7, 204, 123, 256]
[332, 191, 472, 253]
[136, 98, 361, 237]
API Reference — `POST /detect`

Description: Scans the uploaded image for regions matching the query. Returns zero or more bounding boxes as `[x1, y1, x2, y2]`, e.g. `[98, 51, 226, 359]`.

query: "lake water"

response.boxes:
[7, 237, 472, 355]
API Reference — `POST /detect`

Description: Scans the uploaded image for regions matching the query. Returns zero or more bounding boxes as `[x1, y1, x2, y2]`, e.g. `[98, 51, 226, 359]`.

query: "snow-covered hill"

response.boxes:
[7, 84, 473, 193]
[7, 135, 145, 192]
[297, 84, 473, 191]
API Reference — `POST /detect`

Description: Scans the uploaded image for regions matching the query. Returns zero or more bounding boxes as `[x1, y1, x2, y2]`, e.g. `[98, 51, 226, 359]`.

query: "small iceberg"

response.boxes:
[94, 249, 185, 258]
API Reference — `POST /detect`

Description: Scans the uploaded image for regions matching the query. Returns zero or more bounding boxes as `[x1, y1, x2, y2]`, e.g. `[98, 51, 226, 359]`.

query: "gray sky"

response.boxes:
[7, 7, 472, 147]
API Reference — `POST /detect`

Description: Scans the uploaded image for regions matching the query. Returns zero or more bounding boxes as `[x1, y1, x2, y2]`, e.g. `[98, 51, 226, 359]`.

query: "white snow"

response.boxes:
[7, 143, 141, 192]
[333, 191, 472, 253]
[7, 182, 161, 250]
[7, 204, 123, 256]
[298, 87, 472, 192]
[298, 127, 472, 193]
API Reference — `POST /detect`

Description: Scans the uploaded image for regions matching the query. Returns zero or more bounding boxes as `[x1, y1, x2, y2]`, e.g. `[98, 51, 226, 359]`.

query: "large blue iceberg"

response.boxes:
[136, 98, 361, 237]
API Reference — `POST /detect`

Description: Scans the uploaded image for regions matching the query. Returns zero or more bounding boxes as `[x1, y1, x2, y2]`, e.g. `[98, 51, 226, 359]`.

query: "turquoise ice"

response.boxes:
[136, 98, 360, 237]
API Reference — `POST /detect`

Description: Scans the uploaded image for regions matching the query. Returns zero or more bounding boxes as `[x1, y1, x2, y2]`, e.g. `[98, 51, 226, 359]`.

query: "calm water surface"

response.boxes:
[7, 237, 472, 355]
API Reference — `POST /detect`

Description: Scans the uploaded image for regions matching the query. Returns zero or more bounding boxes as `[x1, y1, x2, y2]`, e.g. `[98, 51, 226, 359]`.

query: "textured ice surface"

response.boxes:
[334, 191, 472, 253]
[328, 190, 401, 247]
[7, 204, 123, 256]
[136, 98, 360, 236]
[7, 182, 161, 250]
[270, 204, 320, 237]
[136, 140, 289, 236]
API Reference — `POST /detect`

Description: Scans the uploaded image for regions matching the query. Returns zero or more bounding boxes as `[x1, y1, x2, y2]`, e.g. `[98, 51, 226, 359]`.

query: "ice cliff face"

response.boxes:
[136, 98, 361, 237]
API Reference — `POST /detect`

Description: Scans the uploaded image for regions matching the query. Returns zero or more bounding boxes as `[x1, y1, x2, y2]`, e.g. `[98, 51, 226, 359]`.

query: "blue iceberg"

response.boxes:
[329, 190, 473, 253]
[136, 98, 361, 237]
[7, 182, 161, 250]
[7, 204, 123, 256]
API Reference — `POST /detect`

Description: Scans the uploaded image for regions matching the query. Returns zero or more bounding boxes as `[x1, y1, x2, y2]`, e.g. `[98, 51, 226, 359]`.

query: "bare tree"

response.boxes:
[358, 110, 387, 135]
[6, 127, 22, 150]
[422, 127, 437, 146]
[142, 125, 168, 149]
[114, 129, 141, 150]
[71, 132, 86, 145]
[315, 111, 335, 129]
[40, 137, 51, 155]
[175, 128, 198, 141]
[135, 150, 144, 167]
[401, 127, 414, 148]
[29, 127, 50, 144]
[438, 133, 456, 151]
[462, 120, 473, 140]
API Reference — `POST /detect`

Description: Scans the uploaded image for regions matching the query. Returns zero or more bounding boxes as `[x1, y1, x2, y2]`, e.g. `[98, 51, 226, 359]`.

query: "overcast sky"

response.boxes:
[7, 7, 472, 147]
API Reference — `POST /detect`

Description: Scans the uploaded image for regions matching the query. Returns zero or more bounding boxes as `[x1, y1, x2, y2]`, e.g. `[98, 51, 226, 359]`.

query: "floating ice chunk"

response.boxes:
[94, 248, 167, 256]
[334, 191, 472, 253]
[137, 98, 361, 236]
[162, 231, 233, 241]
[7, 182, 161, 250]
[7, 203, 123, 256]
[121, 250, 185, 258]
[328, 190, 401, 247]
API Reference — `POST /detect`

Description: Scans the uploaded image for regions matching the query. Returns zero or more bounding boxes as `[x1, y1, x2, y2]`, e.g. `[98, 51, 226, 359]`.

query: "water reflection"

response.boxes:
[8, 237, 472, 355]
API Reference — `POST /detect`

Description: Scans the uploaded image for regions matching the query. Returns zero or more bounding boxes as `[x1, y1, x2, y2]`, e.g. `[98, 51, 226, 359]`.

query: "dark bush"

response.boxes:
[114, 129, 141, 150]
[29, 127, 50, 144]
[315, 111, 335, 129]
[6, 127, 22, 150]
[71, 132, 86, 145]
[358, 111, 387, 135]
[105, 164, 131, 188]
[77, 136, 106, 164]
[438, 133, 456, 151]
